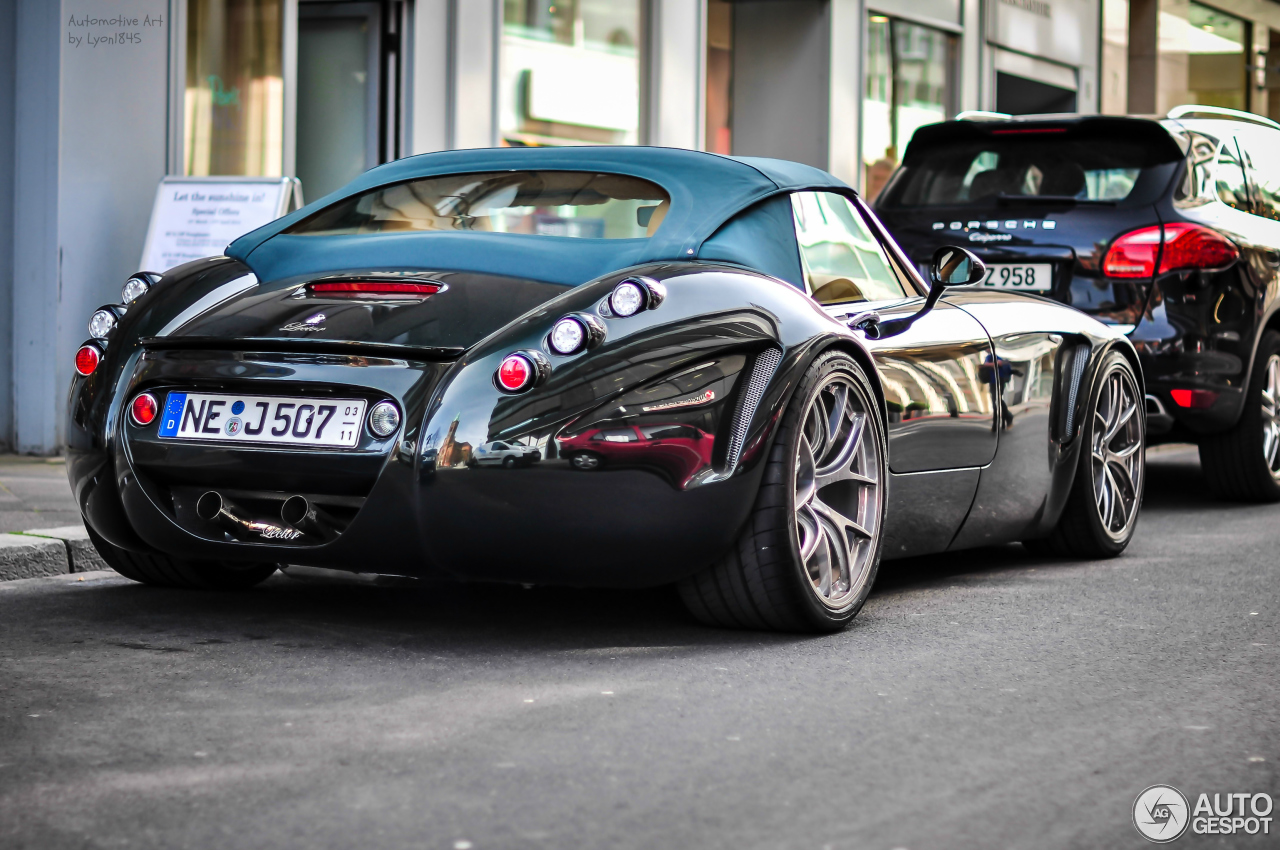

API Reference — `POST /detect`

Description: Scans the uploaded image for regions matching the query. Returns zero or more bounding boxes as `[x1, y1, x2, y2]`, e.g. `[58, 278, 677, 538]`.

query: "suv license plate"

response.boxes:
[157, 392, 366, 448]
[975, 263, 1053, 291]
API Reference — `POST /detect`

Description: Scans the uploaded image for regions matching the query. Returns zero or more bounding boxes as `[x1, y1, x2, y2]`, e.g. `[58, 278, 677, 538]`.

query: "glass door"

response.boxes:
[296, 2, 383, 200]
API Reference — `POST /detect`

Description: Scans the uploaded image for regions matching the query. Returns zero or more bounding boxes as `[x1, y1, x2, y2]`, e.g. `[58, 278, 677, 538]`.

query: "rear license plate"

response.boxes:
[157, 392, 366, 448]
[975, 263, 1053, 291]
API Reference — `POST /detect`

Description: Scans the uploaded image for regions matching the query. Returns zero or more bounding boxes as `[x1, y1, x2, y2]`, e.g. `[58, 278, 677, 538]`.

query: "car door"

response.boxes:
[791, 192, 997, 472]
[790, 191, 997, 558]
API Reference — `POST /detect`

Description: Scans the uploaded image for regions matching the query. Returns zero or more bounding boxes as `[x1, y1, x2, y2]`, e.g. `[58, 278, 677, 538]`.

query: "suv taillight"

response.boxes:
[1103, 223, 1239, 278]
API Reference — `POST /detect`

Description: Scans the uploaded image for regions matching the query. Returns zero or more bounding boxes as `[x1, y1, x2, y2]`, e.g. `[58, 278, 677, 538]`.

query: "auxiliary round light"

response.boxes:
[121, 277, 150, 305]
[609, 280, 646, 317]
[496, 353, 535, 393]
[130, 393, 159, 426]
[74, 344, 101, 377]
[368, 400, 401, 437]
[549, 316, 588, 355]
[88, 309, 117, 340]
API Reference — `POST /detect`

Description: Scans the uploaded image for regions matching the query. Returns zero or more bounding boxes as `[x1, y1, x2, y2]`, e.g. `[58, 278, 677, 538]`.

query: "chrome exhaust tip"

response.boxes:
[281, 495, 338, 541]
[196, 491, 303, 542]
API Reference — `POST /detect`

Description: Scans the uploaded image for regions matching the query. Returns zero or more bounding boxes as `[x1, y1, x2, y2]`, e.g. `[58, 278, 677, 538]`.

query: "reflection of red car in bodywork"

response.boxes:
[557, 423, 714, 488]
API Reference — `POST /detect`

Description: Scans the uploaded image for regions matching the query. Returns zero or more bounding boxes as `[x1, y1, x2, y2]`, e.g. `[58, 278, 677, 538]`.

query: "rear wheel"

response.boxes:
[569, 452, 602, 471]
[679, 351, 887, 632]
[1199, 330, 1280, 502]
[86, 526, 278, 590]
[1026, 351, 1144, 558]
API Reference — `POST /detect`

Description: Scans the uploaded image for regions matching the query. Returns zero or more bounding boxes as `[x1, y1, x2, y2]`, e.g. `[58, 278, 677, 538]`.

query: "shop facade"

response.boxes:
[0, 0, 1109, 453]
[1102, 0, 1280, 122]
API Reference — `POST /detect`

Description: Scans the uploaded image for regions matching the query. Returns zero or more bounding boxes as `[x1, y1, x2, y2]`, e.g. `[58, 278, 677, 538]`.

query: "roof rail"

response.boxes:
[955, 110, 1012, 122]
[1167, 104, 1280, 132]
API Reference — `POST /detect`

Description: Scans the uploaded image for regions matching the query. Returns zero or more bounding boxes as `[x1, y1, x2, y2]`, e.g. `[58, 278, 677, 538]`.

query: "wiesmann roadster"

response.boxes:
[67, 147, 1145, 632]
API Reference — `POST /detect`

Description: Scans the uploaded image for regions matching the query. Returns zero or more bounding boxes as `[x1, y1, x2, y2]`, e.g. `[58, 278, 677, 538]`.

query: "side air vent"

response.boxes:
[1060, 343, 1091, 440]
[723, 347, 782, 472]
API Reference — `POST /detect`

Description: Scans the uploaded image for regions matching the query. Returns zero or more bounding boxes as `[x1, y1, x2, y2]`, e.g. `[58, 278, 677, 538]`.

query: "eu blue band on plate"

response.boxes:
[158, 392, 187, 437]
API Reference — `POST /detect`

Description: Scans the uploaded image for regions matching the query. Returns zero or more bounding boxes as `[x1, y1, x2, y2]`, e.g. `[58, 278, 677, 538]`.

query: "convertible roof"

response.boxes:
[227, 146, 847, 287]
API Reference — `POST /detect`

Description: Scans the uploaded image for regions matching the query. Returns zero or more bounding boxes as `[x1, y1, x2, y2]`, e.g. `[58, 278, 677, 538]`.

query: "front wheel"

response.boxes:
[1026, 351, 1144, 558]
[87, 526, 278, 590]
[1199, 330, 1280, 502]
[679, 351, 887, 632]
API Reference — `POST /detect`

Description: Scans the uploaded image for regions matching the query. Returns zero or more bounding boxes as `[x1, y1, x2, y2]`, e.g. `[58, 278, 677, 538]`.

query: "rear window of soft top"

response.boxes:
[289, 171, 671, 239]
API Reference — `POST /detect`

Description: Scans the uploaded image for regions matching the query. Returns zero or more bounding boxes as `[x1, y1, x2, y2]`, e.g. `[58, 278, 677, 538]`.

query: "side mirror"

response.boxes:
[847, 245, 985, 340]
[930, 246, 987, 288]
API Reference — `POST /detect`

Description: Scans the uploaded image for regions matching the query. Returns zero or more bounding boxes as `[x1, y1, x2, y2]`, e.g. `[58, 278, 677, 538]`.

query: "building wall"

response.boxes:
[1, 0, 1112, 452]
[11, 1, 169, 455]
[0, 0, 15, 450]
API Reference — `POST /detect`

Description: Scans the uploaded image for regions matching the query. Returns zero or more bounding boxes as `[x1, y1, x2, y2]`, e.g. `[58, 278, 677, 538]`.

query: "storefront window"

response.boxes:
[862, 15, 956, 202]
[185, 0, 284, 176]
[705, 0, 733, 154]
[499, 0, 643, 146]
[1157, 0, 1248, 114]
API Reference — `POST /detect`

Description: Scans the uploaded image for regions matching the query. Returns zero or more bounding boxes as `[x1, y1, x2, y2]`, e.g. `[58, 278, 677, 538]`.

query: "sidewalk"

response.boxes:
[0, 455, 81, 532]
[0, 455, 107, 579]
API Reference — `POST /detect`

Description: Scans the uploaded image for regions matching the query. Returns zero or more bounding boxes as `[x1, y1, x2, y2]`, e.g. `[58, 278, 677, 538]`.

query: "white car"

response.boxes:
[470, 440, 542, 468]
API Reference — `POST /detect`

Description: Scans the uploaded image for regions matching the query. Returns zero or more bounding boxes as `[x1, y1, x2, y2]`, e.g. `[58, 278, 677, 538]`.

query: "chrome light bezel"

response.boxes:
[368, 400, 402, 438]
[604, 276, 666, 318]
[121, 276, 151, 305]
[88, 308, 119, 341]
[494, 349, 551, 394]
[547, 312, 606, 356]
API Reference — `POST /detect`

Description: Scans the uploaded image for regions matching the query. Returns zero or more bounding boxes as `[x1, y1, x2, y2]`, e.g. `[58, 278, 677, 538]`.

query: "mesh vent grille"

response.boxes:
[1063, 344, 1090, 438]
[724, 348, 782, 472]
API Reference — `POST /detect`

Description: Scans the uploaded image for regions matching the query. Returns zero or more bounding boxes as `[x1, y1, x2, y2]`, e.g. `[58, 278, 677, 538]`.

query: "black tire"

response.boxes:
[1032, 351, 1145, 558]
[86, 526, 278, 590]
[502, 456, 516, 468]
[1199, 330, 1280, 502]
[678, 351, 888, 632]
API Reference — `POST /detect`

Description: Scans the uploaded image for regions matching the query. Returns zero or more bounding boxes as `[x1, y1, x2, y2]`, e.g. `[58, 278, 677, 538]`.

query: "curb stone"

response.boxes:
[0, 534, 70, 581]
[23, 526, 113, 574]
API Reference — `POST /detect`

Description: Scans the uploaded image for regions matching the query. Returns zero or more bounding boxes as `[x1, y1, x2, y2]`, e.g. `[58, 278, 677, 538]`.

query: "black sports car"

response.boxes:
[67, 147, 1144, 632]
[875, 107, 1280, 502]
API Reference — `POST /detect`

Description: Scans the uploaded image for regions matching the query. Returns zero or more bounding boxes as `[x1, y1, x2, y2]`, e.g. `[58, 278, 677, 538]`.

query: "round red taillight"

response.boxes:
[74, 345, 101, 377]
[496, 354, 534, 393]
[130, 393, 159, 426]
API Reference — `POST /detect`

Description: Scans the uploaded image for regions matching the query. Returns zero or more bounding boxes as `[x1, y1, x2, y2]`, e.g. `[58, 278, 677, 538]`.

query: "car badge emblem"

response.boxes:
[281, 312, 326, 332]
[642, 389, 715, 413]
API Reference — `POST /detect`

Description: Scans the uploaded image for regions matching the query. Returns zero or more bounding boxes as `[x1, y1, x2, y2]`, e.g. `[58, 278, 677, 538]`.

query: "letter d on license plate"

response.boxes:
[157, 392, 366, 448]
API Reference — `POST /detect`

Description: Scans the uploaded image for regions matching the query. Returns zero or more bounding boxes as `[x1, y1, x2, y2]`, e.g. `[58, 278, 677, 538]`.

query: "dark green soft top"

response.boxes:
[226, 146, 850, 288]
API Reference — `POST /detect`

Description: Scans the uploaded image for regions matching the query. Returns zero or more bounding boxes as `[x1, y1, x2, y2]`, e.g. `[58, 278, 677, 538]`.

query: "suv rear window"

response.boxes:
[880, 135, 1170, 208]
[289, 171, 670, 239]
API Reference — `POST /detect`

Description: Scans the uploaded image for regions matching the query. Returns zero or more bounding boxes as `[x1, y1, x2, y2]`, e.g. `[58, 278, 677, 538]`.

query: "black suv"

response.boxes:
[875, 106, 1280, 501]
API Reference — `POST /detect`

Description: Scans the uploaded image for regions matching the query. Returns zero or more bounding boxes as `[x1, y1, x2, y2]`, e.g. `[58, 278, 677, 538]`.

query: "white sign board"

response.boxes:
[140, 176, 302, 272]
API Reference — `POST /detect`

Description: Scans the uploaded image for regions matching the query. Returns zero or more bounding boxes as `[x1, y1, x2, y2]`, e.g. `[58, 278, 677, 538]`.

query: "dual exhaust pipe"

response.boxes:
[195, 491, 339, 542]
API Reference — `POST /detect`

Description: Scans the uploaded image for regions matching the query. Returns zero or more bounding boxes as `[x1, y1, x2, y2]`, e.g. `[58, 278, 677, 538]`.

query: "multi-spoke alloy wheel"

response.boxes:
[1199, 330, 1280, 502]
[679, 351, 887, 632]
[1260, 354, 1280, 478]
[794, 373, 882, 609]
[1025, 351, 1145, 558]
[1091, 365, 1144, 539]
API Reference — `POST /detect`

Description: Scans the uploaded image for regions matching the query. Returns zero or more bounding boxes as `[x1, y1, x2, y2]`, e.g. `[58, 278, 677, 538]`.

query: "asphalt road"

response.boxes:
[1, 446, 1277, 850]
